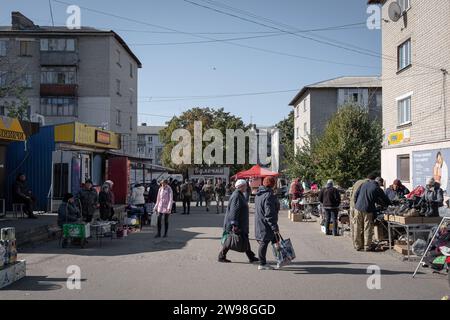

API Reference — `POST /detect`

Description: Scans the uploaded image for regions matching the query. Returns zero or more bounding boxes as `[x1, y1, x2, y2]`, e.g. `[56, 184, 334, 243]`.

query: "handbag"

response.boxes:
[150, 212, 159, 227]
[272, 233, 296, 267]
[224, 231, 249, 253]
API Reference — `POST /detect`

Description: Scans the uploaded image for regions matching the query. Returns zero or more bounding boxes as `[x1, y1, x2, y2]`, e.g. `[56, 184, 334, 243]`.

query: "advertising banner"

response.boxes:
[412, 148, 450, 192]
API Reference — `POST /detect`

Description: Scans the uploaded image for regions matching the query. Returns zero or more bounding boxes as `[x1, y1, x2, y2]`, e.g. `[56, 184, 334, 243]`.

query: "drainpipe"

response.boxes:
[442, 69, 448, 139]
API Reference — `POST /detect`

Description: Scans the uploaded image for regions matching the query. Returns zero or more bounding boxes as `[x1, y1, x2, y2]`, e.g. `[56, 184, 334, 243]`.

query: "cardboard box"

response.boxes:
[395, 216, 423, 225]
[373, 224, 388, 241]
[0, 260, 26, 289]
[384, 214, 395, 222]
[422, 216, 443, 224]
[393, 244, 413, 256]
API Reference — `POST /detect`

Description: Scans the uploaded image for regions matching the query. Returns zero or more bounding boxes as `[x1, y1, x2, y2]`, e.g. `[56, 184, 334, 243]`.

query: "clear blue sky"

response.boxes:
[0, 0, 381, 126]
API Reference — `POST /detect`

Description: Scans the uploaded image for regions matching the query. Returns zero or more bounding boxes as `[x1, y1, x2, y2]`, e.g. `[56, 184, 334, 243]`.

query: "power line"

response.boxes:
[50, 0, 380, 70]
[184, 0, 442, 72]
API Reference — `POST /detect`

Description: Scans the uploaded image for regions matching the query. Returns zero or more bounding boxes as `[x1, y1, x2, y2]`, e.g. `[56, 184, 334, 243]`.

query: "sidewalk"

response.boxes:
[0, 214, 58, 248]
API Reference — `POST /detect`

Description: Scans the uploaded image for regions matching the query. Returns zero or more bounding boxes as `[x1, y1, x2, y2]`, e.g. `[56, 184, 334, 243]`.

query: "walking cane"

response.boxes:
[413, 217, 450, 278]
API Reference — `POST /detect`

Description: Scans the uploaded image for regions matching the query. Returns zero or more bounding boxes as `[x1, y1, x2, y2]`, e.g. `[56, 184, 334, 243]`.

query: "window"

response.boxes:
[398, 95, 412, 125]
[0, 40, 7, 56]
[398, 39, 411, 71]
[40, 39, 76, 52]
[304, 122, 307, 135]
[398, 0, 411, 12]
[116, 50, 121, 67]
[148, 147, 153, 154]
[398, 155, 410, 182]
[303, 100, 306, 112]
[129, 116, 133, 131]
[130, 62, 133, 78]
[40, 97, 77, 116]
[19, 41, 33, 56]
[0, 105, 5, 116]
[22, 74, 32, 88]
[116, 110, 121, 125]
[116, 79, 121, 95]
[0, 72, 7, 87]
[148, 136, 153, 143]
[41, 67, 77, 84]
[296, 127, 299, 139]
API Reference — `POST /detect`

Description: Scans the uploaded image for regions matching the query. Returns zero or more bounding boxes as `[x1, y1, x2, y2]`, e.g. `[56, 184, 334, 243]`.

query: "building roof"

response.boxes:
[137, 126, 167, 135]
[0, 13, 142, 68]
[288, 76, 381, 106]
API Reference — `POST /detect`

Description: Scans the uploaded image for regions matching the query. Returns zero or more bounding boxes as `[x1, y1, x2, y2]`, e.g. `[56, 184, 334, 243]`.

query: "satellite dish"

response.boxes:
[388, 2, 402, 22]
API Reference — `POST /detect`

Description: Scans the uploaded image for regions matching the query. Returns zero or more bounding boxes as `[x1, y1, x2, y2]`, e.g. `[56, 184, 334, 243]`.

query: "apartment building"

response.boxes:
[0, 12, 142, 154]
[137, 124, 166, 165]
[289, 76, 382, 151]
[370, 0, 450, 191]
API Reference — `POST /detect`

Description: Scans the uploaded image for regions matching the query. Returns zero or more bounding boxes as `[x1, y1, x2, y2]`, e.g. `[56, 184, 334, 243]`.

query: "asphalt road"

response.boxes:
[1, 203, 449, 300]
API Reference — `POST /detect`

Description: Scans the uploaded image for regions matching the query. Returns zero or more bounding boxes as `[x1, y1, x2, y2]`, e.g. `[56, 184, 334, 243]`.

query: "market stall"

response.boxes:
[0, 227, 25, 289]
[232, 165, 279, 201]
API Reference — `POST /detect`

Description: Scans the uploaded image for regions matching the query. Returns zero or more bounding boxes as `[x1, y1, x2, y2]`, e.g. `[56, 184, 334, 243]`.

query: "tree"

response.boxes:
[284, 136, 319, 182]
[275, 110, 295, 168]
[0, 55, 31, 120]
[159, 107, 252, 175]
[314, 104, 382, 188]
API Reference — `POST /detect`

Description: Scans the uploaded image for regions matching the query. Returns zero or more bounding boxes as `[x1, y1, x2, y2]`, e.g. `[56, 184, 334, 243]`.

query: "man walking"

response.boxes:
[354, 174, 391, 251]
[215, 178, 226, 214]
[180, 179, 193, 215]
[218, 179, 259, 263]
[318, 179, 341, 236]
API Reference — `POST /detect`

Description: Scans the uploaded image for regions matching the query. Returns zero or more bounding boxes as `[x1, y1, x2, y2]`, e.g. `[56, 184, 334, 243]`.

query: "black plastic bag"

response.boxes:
[224, 232, 249, 252]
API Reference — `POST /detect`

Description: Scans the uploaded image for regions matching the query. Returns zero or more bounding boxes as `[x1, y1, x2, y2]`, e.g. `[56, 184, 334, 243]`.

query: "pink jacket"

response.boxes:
[155, 186, 173, 214]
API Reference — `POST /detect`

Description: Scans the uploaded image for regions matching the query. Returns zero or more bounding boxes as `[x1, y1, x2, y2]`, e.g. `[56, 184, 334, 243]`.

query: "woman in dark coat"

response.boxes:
[76, 179, 98, 223]
[255, 176, 280, 270]
[218, 179, 258, 263]
[57, 193, 80, 227]
[99, 180, 115, 221]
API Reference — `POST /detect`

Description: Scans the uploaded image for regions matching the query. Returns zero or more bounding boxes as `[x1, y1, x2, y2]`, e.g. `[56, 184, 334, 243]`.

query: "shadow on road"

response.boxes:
[2, 276, 87, 292]
[18, 211, 225, 257]
[279, 265, 411, 276]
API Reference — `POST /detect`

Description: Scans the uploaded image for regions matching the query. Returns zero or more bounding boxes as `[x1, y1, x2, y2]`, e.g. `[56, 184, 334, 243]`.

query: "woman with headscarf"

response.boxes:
[318, 179, 341, 236]
[218, 179, 259, 264]
[99, 180, 115, 221]
[255, 176, 280, 270]
[422, 178, 444, 217]
[154, 179, 173, 238]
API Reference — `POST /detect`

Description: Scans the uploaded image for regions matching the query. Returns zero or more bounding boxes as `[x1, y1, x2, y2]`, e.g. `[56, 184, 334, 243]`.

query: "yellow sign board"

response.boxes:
[55, 122, 121, 149]
[388, 129, 411, 146]
[0, 117, 26, 141]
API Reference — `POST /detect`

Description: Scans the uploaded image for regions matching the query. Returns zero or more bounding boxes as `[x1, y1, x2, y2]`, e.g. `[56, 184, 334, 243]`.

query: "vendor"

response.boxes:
[422, 178, 444, 217]
[57, 193, 81, 227]
[385, 179, 410, 201]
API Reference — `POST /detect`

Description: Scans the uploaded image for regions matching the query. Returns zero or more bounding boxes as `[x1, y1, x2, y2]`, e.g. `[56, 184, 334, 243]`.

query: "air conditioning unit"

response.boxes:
[31, 113, 45, 126]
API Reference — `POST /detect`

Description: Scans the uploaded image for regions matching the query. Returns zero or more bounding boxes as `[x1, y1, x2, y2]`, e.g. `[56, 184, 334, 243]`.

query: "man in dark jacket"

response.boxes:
[99, 180, 115, 221]
[76, 179, 98, 223]
[385, 179, 410, 201]
[354, 173, 392, 251]
[255, 177, 280, 270]
[318, 179, 341, 236]
[219, 179, 258, 263]
[12, 173, 37, 219]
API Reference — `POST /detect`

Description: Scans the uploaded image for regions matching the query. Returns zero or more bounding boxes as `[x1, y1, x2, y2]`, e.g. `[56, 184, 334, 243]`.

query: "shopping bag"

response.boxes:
[272, 233, 296, 267]
[221, 231, 229, 245]
[150, 212, 158, 227]
[224, 232, 249, 252]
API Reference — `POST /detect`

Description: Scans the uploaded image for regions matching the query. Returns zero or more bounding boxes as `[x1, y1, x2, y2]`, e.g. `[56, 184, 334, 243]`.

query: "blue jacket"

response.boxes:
[355, 180, 391, 214]
[255, 186, 279, 242]
[223, 189, 249, 235]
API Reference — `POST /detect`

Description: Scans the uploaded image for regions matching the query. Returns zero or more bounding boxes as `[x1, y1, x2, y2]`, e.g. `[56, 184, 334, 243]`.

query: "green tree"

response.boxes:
[314, 104, 382, 188]
[284, 136, 319, 182]
[159, 107, 251, 175]
[275, 110, 295, 167]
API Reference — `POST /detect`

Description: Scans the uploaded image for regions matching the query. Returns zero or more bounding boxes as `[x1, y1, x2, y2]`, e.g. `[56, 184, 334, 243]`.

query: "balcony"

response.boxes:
[40, 84, 78, 96]
[40, 52, 78, 66]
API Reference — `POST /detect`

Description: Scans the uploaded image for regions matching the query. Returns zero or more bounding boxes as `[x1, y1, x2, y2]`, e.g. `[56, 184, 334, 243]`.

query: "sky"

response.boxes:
[0, 0, 381, 127]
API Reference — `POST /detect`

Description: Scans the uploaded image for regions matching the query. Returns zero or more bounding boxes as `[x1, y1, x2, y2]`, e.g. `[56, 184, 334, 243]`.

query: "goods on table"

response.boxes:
[1, 227, 15, 241]
[0, 228, 18, 268]
[63, 223, 90, 238]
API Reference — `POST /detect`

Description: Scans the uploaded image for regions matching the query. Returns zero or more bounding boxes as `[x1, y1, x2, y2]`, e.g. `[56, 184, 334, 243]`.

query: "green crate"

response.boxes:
[63, 224, 87, 238]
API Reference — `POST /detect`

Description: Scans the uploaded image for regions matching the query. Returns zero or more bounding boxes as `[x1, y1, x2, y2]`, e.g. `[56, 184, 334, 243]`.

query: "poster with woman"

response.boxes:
[413, 149, 449, 192]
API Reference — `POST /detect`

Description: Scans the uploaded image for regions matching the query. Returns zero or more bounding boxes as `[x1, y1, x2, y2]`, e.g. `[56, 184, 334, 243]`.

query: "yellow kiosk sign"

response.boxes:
[0, 117, 26, 141]
[55, 122, 121, 149]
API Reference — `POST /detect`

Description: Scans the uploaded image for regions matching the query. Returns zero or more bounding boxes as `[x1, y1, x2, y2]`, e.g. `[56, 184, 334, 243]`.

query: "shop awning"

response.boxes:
[0, 116, 39, 142]
[232, 164, 279, 179]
